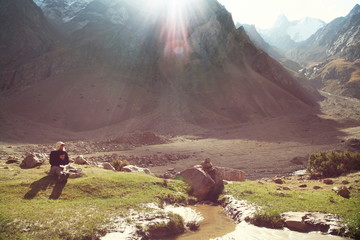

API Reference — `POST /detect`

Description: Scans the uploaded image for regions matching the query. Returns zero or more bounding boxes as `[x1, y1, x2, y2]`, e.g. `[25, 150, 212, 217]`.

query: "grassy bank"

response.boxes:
[0, 164, 191, 240]
[223, 172, 360, 238]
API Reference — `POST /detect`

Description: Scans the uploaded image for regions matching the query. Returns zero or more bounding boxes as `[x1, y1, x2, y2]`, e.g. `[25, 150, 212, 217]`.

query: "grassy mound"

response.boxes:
[0, 164, 191, 240]
[223, 172, 360, 238]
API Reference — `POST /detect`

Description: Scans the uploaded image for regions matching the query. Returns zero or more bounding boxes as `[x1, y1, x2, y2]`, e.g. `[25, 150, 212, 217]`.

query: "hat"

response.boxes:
[55, 141, 65, 150]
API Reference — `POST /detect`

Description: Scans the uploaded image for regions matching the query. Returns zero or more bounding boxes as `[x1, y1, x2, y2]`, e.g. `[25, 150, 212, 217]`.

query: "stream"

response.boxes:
[173, 205, 348, 240]
[170, 205, 236, 240]
[102, 204, 349, 240]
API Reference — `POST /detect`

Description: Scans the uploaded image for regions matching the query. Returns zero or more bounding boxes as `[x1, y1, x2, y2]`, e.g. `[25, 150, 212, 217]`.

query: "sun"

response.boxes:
[143, 0, 204, 57]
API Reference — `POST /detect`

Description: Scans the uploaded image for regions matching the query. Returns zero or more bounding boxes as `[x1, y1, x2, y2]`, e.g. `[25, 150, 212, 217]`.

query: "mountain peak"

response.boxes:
[348, 4, 360, 17]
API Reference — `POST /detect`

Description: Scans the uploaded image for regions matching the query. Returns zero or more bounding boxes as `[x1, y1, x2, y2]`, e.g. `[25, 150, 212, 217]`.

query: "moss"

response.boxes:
[145, 213, 185, 239]
[250, 210, 284, 229]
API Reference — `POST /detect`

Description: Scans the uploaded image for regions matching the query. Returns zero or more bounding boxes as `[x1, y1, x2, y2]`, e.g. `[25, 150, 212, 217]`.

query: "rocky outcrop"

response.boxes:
[180, 159, 224, 201]
[281, 212, 347, 235]
[220, 195, 257, 223]
[20, 152, 46, 168]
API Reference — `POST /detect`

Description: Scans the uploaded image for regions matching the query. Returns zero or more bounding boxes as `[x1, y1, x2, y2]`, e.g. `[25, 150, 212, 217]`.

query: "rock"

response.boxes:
[201, 158, 213, 170]
[313, 185, 322, 190]
[299, 184, 307, 188]
[323, 179, 334, 185]
[215, 167, 245, 182]
[180, 164, 224, 201]
[103, 162, 115, 171]
[273, 178, 284, 184]
[282, 212, 310, 232]
[281, 212, 346, 234]
[282, 186, 291, 190]
[275, 190, 286, 197]
[20, 153, 46, 168]
[291, 156, 306, 165]
[336, 186, 350, 199]
[186, 221, 200, 231]
[68, 172, 82, 178]
[342, 180, 350, 184]
[344, 138, 360, 151]
[67, 167, 83, 178]
[6, 156, 20, 164]
[74, 155, 90, 165]
[121, 165, 152, 175]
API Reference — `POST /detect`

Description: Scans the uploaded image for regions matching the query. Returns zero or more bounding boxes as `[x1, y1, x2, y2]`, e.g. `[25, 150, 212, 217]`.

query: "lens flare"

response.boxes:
[144, 0, 202, 58]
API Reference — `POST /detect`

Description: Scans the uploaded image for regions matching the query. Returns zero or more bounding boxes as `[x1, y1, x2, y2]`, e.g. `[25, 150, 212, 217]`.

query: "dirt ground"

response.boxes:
[1, 92, 359, 180]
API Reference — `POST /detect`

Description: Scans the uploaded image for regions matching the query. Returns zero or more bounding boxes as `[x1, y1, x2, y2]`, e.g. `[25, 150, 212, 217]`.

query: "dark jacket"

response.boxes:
[50, 150, 69, 167]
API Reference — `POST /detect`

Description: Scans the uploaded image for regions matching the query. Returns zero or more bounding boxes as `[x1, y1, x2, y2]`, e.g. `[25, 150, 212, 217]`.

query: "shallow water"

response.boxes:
[213, 222, 348, 240]
[169, 205, 237, 240]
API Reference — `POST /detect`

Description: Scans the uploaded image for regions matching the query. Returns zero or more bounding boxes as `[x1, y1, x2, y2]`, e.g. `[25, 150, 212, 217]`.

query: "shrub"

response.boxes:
[250, 210, 284, 229]
[307, 151, 360, 178]
[111, 159, 129, 171]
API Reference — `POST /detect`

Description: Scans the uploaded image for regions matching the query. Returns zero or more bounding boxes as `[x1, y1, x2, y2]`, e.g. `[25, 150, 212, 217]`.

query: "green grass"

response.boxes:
[0, 164, 191, 240]
[223, 175, 360, 238]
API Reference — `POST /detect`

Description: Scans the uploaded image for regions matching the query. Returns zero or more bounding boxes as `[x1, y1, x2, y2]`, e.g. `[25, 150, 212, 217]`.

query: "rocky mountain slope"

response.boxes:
[0, 0, 61, 88]
[294, 4, 360, 99]
[0, 0, 318, 138]
[236, 23, 302, 72]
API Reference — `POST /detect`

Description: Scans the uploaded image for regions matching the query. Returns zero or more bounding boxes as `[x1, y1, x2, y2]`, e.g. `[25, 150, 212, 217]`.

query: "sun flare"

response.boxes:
[144, 0, 204, 57]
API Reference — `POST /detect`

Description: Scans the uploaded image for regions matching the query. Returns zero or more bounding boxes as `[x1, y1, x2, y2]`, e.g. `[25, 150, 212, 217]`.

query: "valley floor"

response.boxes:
[1, 91, 359, 180]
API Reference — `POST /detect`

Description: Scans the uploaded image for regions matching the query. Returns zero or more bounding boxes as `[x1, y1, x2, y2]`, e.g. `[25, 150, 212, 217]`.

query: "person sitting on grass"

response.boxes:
[50, 141, 70, 182]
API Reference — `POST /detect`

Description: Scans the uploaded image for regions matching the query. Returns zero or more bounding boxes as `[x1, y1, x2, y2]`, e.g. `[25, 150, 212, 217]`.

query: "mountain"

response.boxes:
[290, 4, 360, 64]
[260, 15, 325, 53]
[33, 0, 92, 26]
[0, 0, 318, 134]
[236, 23, 302, 72]
[295, 4, 360, 99]
[0, 0, 61, 83]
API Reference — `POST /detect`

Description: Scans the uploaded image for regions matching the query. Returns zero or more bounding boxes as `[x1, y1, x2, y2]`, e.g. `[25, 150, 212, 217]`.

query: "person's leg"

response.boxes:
[50, 166, 63, 178]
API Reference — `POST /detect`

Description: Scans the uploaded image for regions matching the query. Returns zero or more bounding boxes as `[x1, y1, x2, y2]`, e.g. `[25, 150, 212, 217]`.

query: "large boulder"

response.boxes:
[180, 159, 224, 201]
[180, 167, 217, 201]
[20, 153, 46, 168]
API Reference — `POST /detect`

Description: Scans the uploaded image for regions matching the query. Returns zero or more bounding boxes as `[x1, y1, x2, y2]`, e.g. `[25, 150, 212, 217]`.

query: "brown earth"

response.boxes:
[1, 91, 359, 180]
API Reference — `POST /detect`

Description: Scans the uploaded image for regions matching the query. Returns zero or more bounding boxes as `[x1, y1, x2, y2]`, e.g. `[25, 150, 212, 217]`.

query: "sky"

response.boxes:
[217, 0, 359, 29]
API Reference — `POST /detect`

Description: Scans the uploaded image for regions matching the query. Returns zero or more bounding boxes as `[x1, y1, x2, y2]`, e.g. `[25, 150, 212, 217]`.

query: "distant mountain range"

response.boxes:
[237, 5, 360, 99]
[292, 4, 360, 98]
[259, 15, 326, 52]
[0, 0, 317, 135]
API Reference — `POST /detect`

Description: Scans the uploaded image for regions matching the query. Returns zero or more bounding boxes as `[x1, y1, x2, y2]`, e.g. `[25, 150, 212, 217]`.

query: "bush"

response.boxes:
[111, 159, 129, 171]
[307, 151, 360, 178]
[250, 210, 284, 229]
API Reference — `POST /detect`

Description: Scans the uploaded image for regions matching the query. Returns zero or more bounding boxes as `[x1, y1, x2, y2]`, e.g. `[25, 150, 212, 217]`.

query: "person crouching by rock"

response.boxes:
[50, 141, 70, 182]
